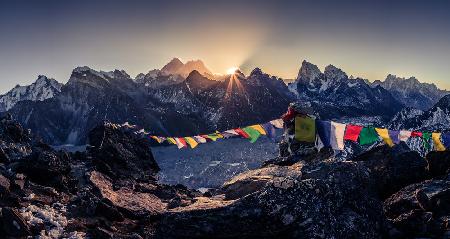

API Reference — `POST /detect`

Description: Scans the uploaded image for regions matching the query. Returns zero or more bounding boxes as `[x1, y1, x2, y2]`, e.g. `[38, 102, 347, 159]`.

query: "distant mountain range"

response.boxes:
[1, 58, 448, 145]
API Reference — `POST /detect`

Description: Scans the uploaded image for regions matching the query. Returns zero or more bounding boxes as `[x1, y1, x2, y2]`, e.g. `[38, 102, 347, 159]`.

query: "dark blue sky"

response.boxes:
[1, 0, 450, 92]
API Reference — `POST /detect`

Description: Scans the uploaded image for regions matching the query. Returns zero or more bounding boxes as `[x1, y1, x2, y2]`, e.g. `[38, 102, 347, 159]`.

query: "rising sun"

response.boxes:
[226, 66, 239, 75]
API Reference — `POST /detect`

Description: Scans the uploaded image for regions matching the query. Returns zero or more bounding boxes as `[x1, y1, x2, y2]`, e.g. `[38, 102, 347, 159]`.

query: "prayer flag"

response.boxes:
[388, 130, 400, 144]
[175, 138, 187, 149]
[316, 120, 331, 147]
[344, 125, 363, 142]
[359, 127, 379, 145]
[270, 119, 284, 129]
[331, 122, 346, 150]
[262, 123, 276, 141]
[411, 131, 423, 137]
[167, 137, 177, 145]
[221, 130, 239, 138]
[294, 116, 316, 143]
[215, 131, 224, 138]
[150, 136, 163, 143]
[249, 124, 267, 135]
[399, 130, 411, 142]
[194, 136, 207, 143]
[441, 133, 450, 149]
[235, 128, 250, 139]
[243, 126, 261, 143]
[184, 137, 199, 149]
[206, 133, 221, 141]
[432, 133, 446, 151]
[375, 128, 394, 147]
[422, 132, 432, 150]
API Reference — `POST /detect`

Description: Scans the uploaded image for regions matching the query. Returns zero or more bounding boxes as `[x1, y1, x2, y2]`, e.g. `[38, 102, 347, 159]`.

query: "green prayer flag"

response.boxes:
[422, 132, 432, 150]
[359, 126, 379, 145]
[295, 116, 316, 143]
[243, 126, 261, 143]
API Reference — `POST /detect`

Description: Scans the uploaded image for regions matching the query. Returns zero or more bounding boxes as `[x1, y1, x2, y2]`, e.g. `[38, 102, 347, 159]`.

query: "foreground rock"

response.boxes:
[156, 161, 386, 239]
[384, 174, 450, 238]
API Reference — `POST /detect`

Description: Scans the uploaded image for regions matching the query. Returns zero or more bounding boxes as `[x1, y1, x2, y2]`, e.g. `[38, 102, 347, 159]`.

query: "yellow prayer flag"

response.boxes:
[167, 137, 177, 145]
[432, 132, 446, 151]
[150, 136, 162, 143]
[294, 116, 316, 143]
[375, 128, 394, 147]
[249, 124, 267, 135]
[184, 137, 198, 149]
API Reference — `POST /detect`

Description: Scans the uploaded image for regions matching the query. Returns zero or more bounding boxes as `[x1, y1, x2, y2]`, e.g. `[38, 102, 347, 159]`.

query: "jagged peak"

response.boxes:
[297, 60, 321, 81]
[161, 58, 184, 73]
[250, 67, 263, 77]
[324, 64, 348, 81]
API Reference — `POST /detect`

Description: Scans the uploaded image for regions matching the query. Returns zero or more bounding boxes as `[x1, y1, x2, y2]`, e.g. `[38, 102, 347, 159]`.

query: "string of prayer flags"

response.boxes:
[344, 125, 363, 142]
[242, 126, 261, 143]
[294, 116, 316, 143]
[399, 130, 411, 142]
[359, 126, 379, 145]
[331, 122, 346, 150]
[375, 128, 394, 147]
[432, 133, 446, 151]
[422, 132, 432, 150]
[184, 137, 199, 149]
[388, 130, 400, 144]
[262, 123, 276, 141]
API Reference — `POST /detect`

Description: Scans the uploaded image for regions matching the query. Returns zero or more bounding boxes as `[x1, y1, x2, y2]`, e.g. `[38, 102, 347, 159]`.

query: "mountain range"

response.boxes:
[1, 58, 448, 145]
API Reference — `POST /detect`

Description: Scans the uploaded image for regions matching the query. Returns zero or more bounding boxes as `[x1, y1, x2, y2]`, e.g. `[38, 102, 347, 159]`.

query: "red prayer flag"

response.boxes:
[177, 137, 187, 147]
[344, 124, 363, 142]
[234, 128, 250, 138]
[281, 107, 297, 121]
[411, 131, 423, 137]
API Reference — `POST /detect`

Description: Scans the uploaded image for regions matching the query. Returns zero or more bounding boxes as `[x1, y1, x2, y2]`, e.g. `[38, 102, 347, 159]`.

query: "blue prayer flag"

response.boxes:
[316, 120, 332, 147]
[388, 130, 400, 144]
[442, 133, 450, 149]
[262, 123, 276, 142]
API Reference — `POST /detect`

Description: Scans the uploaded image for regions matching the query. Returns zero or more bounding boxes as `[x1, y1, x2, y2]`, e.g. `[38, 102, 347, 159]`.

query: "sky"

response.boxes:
[1, 0, 450, 93]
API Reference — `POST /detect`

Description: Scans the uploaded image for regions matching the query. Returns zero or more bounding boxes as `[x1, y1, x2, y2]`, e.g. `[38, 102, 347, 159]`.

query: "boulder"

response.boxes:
[0, 174, 10, 194]
[155, 161, 385, 239]
[352, 144, 428, 198]
[0, 207, 31, 237]
[87, 123, 159, 181]
[426, 151, 450, 177]
[17, 149, 72, 190]
[88, 170, 167, 217]
[384, 175, 450, 238]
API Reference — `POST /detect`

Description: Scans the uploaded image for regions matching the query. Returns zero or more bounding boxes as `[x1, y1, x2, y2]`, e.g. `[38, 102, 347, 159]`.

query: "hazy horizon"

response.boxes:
[2, 0, 450, 93]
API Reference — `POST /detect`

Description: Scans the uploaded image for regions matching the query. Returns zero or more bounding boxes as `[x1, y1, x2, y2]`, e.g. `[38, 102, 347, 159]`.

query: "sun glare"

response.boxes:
[226, 66, 239, 75]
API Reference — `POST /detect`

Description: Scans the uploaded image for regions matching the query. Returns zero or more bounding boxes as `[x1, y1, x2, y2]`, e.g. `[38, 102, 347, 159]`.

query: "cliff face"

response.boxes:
[0, 114, 449, 238]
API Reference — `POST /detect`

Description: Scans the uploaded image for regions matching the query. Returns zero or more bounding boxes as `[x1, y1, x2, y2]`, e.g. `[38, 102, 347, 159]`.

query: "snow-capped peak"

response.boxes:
[0, 75, 63, 112]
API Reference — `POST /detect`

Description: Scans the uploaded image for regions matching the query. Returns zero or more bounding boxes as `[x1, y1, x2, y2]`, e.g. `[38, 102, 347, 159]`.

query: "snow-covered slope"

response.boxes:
[371, 74, 448, 110]
[0, 75, 62, 112]
[389, 94, 450, 131]
[288, 60, 403, 123]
